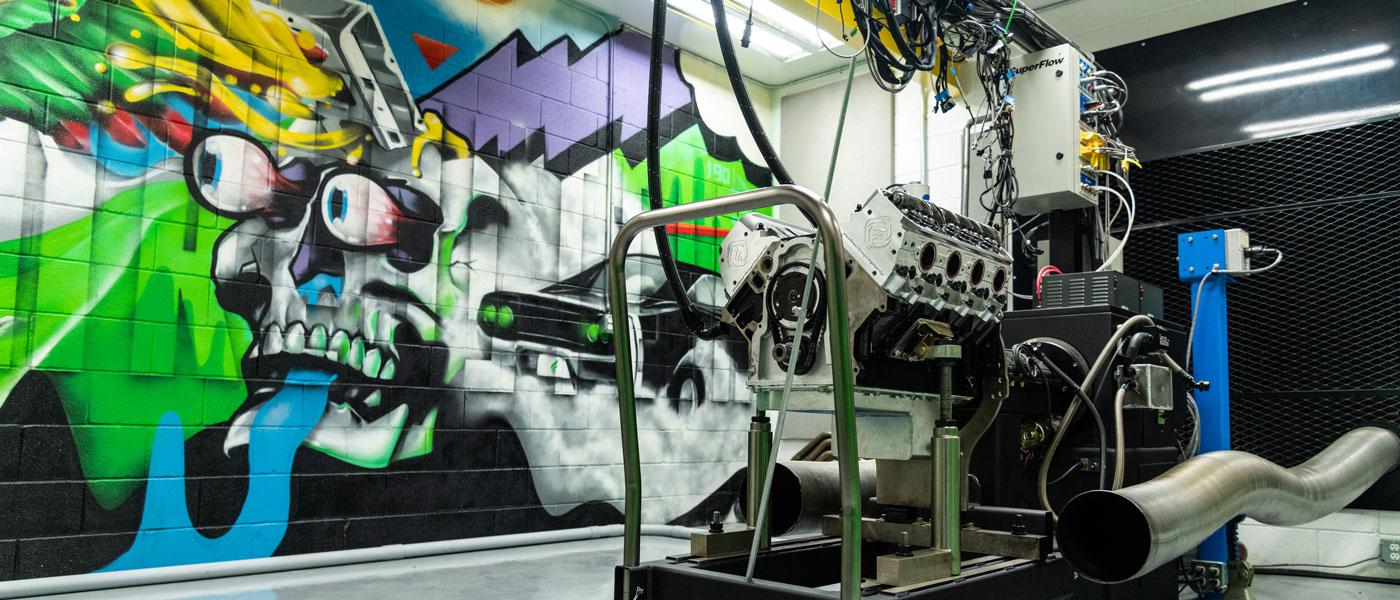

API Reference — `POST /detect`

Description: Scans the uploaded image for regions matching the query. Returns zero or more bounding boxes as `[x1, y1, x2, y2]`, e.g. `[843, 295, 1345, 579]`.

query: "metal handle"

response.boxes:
[608, 185, 862, 600]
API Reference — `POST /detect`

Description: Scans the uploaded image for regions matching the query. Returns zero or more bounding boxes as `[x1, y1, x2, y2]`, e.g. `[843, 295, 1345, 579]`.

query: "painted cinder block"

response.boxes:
[0, 481, 85, 539]
[0, 539, 15, 582]
[13, 532, 133, 580]
[1380, 510, 1400, 536]
[0, 0, 770, 578]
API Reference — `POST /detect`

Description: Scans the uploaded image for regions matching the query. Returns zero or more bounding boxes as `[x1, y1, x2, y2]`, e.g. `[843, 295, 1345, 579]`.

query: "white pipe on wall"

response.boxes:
[0, 525, 697, 599]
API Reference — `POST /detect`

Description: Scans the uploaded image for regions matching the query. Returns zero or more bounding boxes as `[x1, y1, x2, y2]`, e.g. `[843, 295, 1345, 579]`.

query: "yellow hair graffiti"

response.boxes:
[121, 0, 363, 152]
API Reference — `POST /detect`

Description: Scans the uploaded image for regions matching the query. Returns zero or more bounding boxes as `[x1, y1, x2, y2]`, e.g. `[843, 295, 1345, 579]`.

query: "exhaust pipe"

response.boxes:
[739, 460, 877, 536]
[1058, 426, 1400, 584]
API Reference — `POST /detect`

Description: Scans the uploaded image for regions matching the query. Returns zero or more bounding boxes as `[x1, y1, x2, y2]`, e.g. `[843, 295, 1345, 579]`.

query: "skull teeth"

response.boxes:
[328, 329, 349, 361]
[264, 323, 284, 355]
[254, 321, 399, 382]
[284, 322, 306, 354]
[307, 325, 328, 356]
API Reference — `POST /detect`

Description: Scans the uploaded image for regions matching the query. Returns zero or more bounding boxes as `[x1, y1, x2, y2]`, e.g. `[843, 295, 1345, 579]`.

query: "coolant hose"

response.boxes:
[1058, 426, 1400, 584]
[1036, 314, 1155, 517]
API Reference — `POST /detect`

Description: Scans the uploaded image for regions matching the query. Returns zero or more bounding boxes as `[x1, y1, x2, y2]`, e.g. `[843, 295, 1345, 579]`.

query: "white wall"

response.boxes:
[1241, 510, 1400, 578]
[680, 52, 782, 169]
[777, 68, 894, 205]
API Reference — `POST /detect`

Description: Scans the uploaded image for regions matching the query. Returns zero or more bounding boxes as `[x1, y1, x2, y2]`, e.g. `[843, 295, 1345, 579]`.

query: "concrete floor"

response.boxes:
[49, 537, 1397, 600]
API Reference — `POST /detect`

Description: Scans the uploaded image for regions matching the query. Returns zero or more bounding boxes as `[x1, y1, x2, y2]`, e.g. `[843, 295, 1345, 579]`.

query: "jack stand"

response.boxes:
[747, 414, 773, 547]
[933, 342, 962, 576]
[689, 415, 775, 559]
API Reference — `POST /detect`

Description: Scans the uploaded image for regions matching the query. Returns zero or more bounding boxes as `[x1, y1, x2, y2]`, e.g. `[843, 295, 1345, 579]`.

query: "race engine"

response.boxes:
[719, 184, 1012, 395]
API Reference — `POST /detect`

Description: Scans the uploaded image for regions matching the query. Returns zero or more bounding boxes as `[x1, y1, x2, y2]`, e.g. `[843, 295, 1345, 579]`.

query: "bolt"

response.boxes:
[896, 531, 914, 557]
[1187, 236, 1194, 243]
[709, 511, 724, 533]
[1055, 69, 1064, 77]
[1055, 152, 1065, 160]
[1011, 514, 1029, 536]
[1189, 266, 1196, 273]
[1212, 233, 1219, 240]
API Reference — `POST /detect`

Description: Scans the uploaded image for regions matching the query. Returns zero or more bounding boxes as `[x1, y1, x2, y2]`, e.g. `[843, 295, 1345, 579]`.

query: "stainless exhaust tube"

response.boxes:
[1058, 426, 1400, 584]
[738, 461, 877, 536]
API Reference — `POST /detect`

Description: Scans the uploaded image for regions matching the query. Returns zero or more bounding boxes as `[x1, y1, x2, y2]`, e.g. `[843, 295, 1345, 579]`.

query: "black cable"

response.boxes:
[647, 0, 727, 340]
[708, 0, 793, 186]
[1046, 461, 1079, 485]
[1255, 557, 1379, 571]
[1032, 348, 1109, 490]
[1251, 567, 1397, 586]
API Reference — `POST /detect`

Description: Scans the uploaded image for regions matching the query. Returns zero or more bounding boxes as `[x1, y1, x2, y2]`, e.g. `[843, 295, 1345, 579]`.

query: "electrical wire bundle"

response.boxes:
[1082, 69, 1129, 137]
[845, 0, 944, 92]
[970, 38, 1017, 234]
[960, 0, 1073, 50]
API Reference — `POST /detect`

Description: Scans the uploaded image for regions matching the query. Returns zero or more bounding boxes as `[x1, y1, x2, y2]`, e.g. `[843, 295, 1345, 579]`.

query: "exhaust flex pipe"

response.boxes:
[1058, 426, 1400, 584]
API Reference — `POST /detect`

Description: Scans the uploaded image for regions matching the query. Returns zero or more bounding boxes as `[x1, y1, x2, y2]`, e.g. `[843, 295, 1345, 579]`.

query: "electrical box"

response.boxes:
[1382, 539, 1400, 565]
[1038, 271, 1164, 319]
[1007, 44, 1099, 215]
[1123, 364, 1174, 411]
[1220, 228, 1251, 272]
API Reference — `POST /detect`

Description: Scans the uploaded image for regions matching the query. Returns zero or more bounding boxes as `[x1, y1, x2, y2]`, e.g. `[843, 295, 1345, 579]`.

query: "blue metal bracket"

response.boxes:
[1178, 230, 1237, 598]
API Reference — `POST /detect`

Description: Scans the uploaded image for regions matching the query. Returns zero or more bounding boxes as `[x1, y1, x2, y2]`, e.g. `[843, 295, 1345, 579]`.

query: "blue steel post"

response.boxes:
[1177, 230, 1235, 599]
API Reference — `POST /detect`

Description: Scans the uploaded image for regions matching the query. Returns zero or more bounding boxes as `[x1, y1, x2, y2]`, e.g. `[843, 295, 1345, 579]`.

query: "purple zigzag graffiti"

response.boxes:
[418, 30, 723, 177]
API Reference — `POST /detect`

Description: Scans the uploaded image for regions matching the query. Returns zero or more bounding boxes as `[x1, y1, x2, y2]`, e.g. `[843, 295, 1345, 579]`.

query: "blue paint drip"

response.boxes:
[100, 370, 335, 572]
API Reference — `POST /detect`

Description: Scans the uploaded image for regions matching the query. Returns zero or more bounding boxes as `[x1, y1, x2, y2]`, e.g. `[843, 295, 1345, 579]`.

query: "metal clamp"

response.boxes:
[608, 185, 862, 600]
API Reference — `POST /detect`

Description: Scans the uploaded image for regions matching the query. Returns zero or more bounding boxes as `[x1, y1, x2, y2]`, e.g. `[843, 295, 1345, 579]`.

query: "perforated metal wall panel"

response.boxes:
[1121, 117, 1400, 469]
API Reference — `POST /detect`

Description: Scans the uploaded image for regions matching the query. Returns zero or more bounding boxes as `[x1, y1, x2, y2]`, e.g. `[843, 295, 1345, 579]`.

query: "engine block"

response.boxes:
[719, 184, 1011, 393]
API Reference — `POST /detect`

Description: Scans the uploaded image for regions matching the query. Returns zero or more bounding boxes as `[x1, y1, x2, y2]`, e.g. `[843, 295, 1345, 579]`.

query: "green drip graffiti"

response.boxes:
[614, 125, 769, 272]
[0, 181, 251, 509]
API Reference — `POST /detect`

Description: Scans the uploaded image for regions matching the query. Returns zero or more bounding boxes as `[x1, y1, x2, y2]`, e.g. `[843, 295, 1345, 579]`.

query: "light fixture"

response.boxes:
[1187, 43, 1391, 91]
[744, 0, 845, 49]
[1244, 103, 1400, 139]
[1198, 58, 1396, 103]
[666, 0, 812, 62]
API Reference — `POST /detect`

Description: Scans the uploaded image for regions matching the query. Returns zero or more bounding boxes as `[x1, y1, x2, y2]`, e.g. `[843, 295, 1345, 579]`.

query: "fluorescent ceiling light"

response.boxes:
[667, 0, 811, 62]
[1198, 58, 1396, 103]
[1244, 103, 1400, 138]
[1243, 103, 1400, 133]
[745, 0, 845, 49]
[1187, 43, 1391, 91]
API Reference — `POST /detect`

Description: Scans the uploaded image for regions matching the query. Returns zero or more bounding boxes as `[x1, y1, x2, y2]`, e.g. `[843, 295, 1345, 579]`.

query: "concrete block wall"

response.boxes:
[1241, 510, 1400, 579]
[0, 0, 771, 580]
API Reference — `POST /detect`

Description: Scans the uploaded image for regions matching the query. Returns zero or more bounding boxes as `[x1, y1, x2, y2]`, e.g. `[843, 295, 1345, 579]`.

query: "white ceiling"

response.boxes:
[569, 0, 852, 86]
[1024, 0, 1294, 56]
[571, 0, 1298, 87]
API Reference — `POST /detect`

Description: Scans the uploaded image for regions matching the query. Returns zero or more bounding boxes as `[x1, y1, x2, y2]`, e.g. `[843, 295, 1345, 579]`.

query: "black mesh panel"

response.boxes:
[1122, 117, 1400, 468]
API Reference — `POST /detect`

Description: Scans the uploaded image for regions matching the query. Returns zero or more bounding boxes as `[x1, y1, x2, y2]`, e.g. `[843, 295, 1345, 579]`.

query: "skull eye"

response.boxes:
[187, 135, 277, 216]
[319, 172, 401, 246]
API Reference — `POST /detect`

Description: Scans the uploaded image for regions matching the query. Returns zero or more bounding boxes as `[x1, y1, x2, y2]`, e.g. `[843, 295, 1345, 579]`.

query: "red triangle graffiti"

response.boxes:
[412, 33, 459, 70]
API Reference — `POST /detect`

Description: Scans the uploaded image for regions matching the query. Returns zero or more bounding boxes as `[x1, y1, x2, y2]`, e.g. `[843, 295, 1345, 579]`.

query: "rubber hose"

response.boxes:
[709, 0, 793, 185]
[647, 0, 727, 340]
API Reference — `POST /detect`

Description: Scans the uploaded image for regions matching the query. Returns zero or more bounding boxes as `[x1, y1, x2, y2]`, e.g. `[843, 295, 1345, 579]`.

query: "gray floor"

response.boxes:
[49, 537, 1397, 599]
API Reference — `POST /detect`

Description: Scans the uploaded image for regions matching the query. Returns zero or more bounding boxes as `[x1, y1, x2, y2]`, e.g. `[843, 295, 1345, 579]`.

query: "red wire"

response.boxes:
[1036, 265, 1062, 300]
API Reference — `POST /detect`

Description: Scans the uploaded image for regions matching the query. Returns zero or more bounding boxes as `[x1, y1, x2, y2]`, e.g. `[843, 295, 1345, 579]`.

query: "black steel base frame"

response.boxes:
[615, 538, 1077, 600]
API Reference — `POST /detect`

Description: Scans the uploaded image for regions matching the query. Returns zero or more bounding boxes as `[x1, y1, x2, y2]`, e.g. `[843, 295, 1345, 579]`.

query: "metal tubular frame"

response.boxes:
[608, 185, 862, 600]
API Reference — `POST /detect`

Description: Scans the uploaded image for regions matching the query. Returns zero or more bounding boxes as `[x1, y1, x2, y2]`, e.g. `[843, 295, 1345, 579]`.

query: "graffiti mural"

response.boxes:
[0, 0, 769, 579]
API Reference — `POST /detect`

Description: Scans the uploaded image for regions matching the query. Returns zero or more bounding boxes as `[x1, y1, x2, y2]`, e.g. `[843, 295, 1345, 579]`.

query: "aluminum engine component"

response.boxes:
[719, 185, 1011, 392]
[839, 185, 1011, 335]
